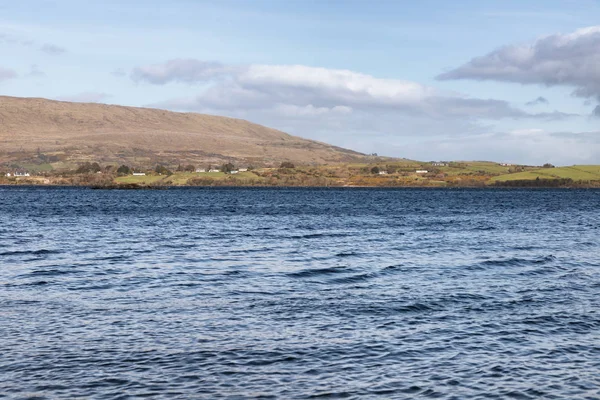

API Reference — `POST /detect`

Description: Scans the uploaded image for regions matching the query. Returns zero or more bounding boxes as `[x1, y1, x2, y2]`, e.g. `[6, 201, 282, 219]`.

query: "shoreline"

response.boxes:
[1, 183, 598, 190]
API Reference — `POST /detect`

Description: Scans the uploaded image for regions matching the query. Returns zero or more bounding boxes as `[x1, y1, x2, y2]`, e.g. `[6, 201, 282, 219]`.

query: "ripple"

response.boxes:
[0, 249, 60, 256]
[1, 187, 599, 399]
[287, 266, 352, 278]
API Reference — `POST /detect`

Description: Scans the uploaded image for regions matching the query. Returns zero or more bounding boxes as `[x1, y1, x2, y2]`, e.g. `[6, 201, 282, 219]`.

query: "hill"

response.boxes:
[492, 165, 600, 182]
[0, 96, 366, 168]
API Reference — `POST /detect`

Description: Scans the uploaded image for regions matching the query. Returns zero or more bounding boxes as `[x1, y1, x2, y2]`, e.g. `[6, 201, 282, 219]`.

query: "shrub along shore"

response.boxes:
[2, 162, 599, 188]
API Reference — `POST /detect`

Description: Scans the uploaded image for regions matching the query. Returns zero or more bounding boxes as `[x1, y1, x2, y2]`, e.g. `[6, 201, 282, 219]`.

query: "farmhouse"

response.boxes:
[208, 169, 220, 173]
[195, 168, 206, 173]
[132, 172, 146, 176]
[416, 170, 428, 174]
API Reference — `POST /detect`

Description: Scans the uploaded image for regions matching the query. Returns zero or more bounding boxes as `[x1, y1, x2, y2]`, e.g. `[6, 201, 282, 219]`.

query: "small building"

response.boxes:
[230, 170, 239, 174]
[431, 162, 447, 167]
[14, 171, 30, 177]
[500, 163, 513, 167]
[132, 172, 146, 176]
[208, 169, 220, 173]
[416, 170, 428, 174]
[238, 168, 248, 172]
[5, 173, 11, 177]
[195, 168, 206, 173]
[378, 171, 388, 175]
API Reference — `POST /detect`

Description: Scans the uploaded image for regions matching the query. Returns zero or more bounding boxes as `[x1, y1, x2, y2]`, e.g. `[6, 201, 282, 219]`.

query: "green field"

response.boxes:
[114, 171, 262, 185]
[18, 163, 54, 172]
[114, 174, 167, 184]
[460, 162, 513, 175]
[492, 165, 600, 182]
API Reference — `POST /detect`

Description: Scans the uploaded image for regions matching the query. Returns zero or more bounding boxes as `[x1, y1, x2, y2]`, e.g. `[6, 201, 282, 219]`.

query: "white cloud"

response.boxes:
[438, 26, 600, 105]
[132, 59, 229, 84]
[133, 59, 571, 121]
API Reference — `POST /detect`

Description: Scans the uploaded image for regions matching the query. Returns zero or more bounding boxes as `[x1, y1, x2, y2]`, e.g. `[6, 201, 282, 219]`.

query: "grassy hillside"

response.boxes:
[0, 96, 365, 167]
[492, 165, 600, 182]
[115, 171, 263, 186]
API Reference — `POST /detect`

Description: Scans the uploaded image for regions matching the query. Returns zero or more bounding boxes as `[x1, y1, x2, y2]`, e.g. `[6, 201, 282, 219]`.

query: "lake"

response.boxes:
[1, 187, 599, 399]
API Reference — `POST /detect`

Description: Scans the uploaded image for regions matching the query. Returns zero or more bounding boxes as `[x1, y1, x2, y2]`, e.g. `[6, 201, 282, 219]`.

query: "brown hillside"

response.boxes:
[0, 96, 364, 166]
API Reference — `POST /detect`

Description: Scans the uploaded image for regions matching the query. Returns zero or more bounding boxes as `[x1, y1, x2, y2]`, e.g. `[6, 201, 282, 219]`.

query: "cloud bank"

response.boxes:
[132, 59, 569, 121]
[437, 26, 600, 102]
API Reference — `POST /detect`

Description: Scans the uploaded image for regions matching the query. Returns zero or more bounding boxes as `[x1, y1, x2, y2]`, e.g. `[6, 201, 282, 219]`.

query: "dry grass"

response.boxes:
[0, 96, 365, 166]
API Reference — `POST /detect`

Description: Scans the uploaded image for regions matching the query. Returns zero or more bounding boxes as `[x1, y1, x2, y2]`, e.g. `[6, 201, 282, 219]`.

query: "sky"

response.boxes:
[1, 0, 599, 165]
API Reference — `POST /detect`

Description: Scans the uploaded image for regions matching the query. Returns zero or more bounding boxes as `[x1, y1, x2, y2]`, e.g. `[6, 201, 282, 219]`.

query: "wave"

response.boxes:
[287, 266, 351, 278]
[287, 232, 350, 239]
[477, 255, 556, 268]
[329, 272, 376, 284]
[335, 251, 360, 258]
[0, 249, 60, 257]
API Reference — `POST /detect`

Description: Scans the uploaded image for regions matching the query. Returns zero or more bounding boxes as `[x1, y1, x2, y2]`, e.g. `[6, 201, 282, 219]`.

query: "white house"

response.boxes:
[196, 168, 206, 173]
[238, 168, 248, 172]
[378, 171, 388, 175]
[132, 172, 146, 176]
[5, 173, 11, 177]
[230, 170, 239, 174]
[14, 172, 30, 177]
[208, 169, 220, 173]
[416, 170, 428, 174]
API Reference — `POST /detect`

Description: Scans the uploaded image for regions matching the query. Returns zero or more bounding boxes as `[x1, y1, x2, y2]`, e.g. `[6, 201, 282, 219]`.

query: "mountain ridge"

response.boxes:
[0, 95, 366, 166]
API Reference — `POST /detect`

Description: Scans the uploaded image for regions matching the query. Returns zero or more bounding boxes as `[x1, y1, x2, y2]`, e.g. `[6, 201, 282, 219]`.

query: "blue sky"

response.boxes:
[1, 0, 599, 164]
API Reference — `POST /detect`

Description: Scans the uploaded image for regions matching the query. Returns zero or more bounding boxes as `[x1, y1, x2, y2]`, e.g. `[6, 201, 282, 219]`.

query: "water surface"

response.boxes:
[1, 187, 599, 399]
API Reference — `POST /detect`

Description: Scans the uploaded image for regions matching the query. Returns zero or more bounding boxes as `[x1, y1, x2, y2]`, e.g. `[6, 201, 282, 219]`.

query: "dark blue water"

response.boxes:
[1, 187, 599, 399]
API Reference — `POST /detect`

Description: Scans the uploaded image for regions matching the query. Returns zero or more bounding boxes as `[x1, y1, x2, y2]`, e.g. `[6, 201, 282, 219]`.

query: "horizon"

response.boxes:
[1, 0, 599, 165]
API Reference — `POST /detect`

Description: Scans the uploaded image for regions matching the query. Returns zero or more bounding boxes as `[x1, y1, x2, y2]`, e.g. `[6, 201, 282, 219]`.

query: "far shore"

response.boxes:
[1, 182, 598, 190]
[2, 162, 599, 189]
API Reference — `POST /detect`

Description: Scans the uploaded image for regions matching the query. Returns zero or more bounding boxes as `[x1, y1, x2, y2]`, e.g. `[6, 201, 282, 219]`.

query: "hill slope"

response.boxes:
[0, 96, 364, 166]
[492, 165, 600, 182]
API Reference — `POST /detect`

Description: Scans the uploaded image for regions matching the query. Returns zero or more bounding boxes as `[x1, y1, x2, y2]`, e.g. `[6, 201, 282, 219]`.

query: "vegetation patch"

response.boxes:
[493, 165, 600, 182]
